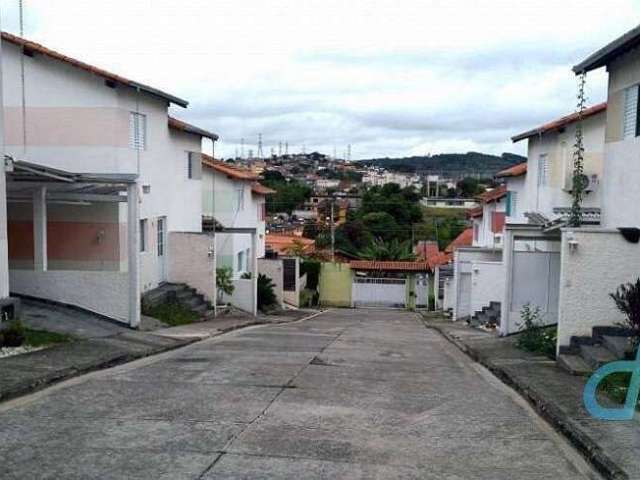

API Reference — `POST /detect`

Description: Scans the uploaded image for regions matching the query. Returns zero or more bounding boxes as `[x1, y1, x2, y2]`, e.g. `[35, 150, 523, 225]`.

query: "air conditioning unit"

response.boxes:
[563, 173, 599, 193]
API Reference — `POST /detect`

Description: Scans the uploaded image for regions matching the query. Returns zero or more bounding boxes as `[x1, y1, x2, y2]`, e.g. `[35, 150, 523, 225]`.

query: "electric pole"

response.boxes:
[330, 200, 335, 263]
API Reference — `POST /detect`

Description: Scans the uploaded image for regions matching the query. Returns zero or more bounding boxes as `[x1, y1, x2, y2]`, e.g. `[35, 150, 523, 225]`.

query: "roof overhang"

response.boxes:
[573, 24, 640, 74]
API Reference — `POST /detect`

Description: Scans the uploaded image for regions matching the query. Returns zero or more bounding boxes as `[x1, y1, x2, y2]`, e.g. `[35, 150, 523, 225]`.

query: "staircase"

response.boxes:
[469, 301, 501, 329]
[142, 283, 214, 318]
[557, 326, 634, 375]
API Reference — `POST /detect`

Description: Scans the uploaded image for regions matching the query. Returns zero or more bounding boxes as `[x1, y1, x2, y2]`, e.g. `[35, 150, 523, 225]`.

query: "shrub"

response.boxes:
[610, 278, 640, 355]
[516, 303, 557, 359]
[301, 260, 321, 291]
[257, 274, 277, 311]
[2, 319, 26, 347]
[216, 266, 235, 304]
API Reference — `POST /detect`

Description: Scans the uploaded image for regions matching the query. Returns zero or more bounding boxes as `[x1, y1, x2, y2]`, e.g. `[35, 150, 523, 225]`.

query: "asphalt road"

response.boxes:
[0, 309, 601, 479]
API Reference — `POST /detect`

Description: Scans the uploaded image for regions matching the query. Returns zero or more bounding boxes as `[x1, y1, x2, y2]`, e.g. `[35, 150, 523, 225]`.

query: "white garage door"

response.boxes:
[352, 277, 406, 308]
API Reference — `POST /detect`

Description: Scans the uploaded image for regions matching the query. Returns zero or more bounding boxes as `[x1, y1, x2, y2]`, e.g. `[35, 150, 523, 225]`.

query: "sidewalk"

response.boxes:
[423, 315, 639, 480]
[0, 309, 321, 404]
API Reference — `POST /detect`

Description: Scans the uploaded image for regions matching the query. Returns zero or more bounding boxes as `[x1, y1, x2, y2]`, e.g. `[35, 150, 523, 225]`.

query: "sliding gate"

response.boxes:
[352, 277, 406, 308]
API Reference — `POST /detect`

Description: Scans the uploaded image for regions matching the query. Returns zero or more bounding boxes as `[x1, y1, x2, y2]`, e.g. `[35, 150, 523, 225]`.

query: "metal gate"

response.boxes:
[352, 277, 406, 308]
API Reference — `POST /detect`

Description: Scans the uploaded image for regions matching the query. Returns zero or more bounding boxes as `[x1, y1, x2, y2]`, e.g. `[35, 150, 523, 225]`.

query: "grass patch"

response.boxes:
[144, 301, 200, 327]
[515, 325, 557, 360]
[23, 328, 73, 347]
[598, 372, 635, 406]
[422, 207, 467, 219]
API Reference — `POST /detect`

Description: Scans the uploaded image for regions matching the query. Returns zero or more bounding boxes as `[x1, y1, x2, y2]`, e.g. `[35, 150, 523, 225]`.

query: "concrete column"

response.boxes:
[406, 274, 416, 311]
[251, 232, 258, 316]
[0, 163, 8, 298]
[499, 228, 515, 336]
[127, 184, 141, 328]
[33, 187, 47, 272]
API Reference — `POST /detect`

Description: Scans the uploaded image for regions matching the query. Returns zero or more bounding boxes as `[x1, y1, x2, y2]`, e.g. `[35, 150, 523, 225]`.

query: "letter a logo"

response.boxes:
[583, 347, 640, 421]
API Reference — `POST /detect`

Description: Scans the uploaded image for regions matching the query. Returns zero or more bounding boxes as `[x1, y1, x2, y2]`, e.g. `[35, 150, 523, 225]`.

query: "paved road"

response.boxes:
[0, 309, 600, 479]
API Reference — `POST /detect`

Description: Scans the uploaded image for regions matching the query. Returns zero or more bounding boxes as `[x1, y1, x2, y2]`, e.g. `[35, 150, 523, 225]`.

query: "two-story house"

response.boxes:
[1, 32, 217, 327]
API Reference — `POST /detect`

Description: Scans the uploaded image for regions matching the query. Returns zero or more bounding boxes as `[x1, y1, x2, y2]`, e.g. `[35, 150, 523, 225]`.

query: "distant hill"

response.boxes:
[358, 152, 526, 177]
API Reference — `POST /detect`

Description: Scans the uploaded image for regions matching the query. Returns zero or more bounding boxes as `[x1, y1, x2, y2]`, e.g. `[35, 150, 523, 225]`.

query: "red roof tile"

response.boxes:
[478, 185, 507, 204]
[168, 116, 218, 140]
[467, 206, 483, 219]
[1, 31, 188, 107]
[251, 182, 276, 195]
[512, 103, 606, 143]
[266, 235, 315, 255]
[445, 228, 473, 253]
[496, 162, 527, 178]
[202, 154, 259, 181]
[350, 261, 430, 272]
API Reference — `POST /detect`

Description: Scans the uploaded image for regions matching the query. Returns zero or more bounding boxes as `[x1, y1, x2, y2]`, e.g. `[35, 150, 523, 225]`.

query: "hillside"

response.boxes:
[358, 152, 526, 177]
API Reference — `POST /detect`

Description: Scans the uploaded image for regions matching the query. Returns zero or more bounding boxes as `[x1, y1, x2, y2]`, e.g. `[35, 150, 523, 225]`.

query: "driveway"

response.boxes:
[0, 309, 600, 479]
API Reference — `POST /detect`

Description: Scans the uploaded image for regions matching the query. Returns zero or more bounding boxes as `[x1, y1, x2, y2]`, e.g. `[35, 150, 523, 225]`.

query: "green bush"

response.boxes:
[216, 266, 235, 304]
[144, 301, 200, 327]
[301, 260, 321, 291]
[610, 278, 640, 356]
[2, 319, 26, 347]
[515, 303, 557, 359]
[257, 274, 277, 311]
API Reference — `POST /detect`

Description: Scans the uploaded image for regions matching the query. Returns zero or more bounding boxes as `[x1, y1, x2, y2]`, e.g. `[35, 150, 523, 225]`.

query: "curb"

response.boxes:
[423, 320, 628, 480]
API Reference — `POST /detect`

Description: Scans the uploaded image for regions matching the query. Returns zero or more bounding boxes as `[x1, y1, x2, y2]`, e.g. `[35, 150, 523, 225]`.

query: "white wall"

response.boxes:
[557, 228, 637, 349]
[223, 278, 256, 314]
[9, 270, 129, 323]
[168, 232, 215, 303]
[453, 248, 502, 320]
[470, 261, 505, 315]
[258, 258, 284, 307]
[505, 175, 527, 224]
[443, 277, 454, 312]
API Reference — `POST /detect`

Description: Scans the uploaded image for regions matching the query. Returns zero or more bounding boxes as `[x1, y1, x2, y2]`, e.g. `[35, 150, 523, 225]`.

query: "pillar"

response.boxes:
[500, 228, 515, 336]
[251, 231, 258, 316]
[127, 183, 140, 328]
[33, 186, 47, 271]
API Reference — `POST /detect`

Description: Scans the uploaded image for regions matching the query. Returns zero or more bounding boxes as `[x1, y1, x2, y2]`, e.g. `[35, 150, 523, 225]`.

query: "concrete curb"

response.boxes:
[423, 320, 628, 480]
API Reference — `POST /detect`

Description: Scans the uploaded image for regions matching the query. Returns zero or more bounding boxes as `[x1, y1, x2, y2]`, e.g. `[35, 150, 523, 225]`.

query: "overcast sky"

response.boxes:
[2, 0, 639, 160]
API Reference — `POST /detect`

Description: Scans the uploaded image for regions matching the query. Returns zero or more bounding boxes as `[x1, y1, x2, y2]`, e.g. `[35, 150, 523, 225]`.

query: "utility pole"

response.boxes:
[257, 133, 264, 159]
[330, 200, 335, 262]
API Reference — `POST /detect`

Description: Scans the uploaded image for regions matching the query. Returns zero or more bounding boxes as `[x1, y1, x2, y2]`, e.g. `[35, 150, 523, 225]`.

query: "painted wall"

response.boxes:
[282, 257, 301, 307]
[319, 262, 352, 307]
[443, 276, 454, 312]
[470, 261, 505, 316]
[223, 278, 255, 314]
[257, 258, 284, 307]
[523, 112, 604, 221]
[505, 175, 527, 224]
[453, 248, 502, 320]
[474, 200, 506, 249]
[167, 232, 215, 303]
[557, 228, 637, 349]
[9, 269, 129, 322]
[2, 42, 204, 292]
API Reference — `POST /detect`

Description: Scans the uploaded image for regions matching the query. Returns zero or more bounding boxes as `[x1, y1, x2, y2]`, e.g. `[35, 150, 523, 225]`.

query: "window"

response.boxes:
[139, 219, 147, 252]
[187, 156, 193, 179]
[236, 184, 245, 210]
[187, 152, 202, 180]
[537, 154, 549, 187]
[237, 250, 245, 273]
[507, 191, 518, 217]
[129, 112, 147, 150]
[623, 85, 639, 139]
[473, 223, 479, 242]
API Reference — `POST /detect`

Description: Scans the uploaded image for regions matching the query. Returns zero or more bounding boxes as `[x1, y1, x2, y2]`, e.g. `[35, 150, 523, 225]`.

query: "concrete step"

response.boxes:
[184, 296, 205, 309]
[557, 353, 592, 376]
[193, 303, 213, 316]
[579, 344, 617, 369]
[601, 335, 633, 359]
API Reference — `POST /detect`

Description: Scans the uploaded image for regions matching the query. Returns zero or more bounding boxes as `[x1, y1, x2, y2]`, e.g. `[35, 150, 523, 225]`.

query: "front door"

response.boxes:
[157, 216, 167, 283]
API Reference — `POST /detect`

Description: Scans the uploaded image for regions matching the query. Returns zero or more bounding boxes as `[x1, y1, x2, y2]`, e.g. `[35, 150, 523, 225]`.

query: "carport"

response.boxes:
[5, 158, 140, 327]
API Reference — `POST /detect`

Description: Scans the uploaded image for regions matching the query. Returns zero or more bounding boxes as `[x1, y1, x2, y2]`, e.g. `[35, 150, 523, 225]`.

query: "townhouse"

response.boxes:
[0, 32, 217, 327]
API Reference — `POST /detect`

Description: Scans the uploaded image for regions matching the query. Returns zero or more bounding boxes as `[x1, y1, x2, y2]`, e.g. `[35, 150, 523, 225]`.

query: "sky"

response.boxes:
[2, 0, 640, 160]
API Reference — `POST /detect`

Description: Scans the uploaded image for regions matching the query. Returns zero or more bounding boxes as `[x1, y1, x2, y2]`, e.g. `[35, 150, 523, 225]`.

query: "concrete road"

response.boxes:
[0, 309, 600, 479]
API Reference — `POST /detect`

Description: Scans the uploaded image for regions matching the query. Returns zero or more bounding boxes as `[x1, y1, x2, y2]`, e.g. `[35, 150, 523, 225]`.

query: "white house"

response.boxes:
[499, 104, 606, 341]
[1, 32, 217, 326]
[201, 155, 274, 313]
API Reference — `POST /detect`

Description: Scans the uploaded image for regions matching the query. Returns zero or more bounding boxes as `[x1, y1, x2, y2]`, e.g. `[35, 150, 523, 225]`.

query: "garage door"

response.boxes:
[352, 277, 406, 308]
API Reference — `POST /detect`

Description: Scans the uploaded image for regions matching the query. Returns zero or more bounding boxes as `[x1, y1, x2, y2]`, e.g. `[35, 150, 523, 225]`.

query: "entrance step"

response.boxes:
[601, 335, 632, 359]
[557, 354, 592, 376]
[579, 344, 617, 370]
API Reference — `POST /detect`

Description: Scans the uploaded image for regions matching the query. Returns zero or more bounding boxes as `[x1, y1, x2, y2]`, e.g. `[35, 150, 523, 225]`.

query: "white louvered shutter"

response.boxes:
[537, 154, 549, 187]
[623, 85, 638, 139]
[129, 112, 147, 150]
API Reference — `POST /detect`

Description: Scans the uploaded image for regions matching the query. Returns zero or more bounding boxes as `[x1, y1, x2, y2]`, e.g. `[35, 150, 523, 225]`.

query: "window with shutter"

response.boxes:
[537, 154, 548, 187]
[129, 112, 147, 150]
[623, 85, 639, 139]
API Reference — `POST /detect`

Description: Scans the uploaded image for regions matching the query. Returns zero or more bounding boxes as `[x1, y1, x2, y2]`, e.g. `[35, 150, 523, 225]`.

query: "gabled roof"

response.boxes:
[445, 228, 473, 253]
[1, 32, 188, 108]
[201, 154, 259, 181]
[265, 234, 315, 255]
[350, 261, 430, 272]
[467, 206, 483, 218]
[168, 117, 218, 140]
[477, 185, 507, 204]
[573, 24, 640, 73]
[512, 103, 606, 143]
[496, 162, 527, 178]
[251, 182, 276, 195]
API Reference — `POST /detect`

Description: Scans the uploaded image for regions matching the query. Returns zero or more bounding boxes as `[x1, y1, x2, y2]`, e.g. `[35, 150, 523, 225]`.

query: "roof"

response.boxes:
[350, 261, 430, 272]
[496, 162, 527, 178]
[1, 32, 188, 108]
[265, 234, 315, 255]
[168, 116, 218, 140]
[573, 24, 640, 73]
[251, 182, 276, 195]
[512, 103, 606, 143]
[415, 241, 439, 261]
[201, 154, 259, 181]
[477, 185, 507, 204]
[445, 228, 473, 253]
[466, 206, 483, 218]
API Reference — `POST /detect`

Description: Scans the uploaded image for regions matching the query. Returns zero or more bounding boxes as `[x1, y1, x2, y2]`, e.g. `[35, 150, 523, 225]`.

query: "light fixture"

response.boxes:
[566, 231, 579, 253]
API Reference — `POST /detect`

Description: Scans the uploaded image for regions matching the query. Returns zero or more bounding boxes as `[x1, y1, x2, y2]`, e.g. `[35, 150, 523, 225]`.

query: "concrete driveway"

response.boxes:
[0, 309, 600, 479]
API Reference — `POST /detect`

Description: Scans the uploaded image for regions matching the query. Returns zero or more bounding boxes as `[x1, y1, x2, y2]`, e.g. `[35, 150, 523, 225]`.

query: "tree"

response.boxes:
[257, 274, 278, 311]
[216, 267, 235, 305]
[358, 238, 416, 261]
[361, 212, 399, 242]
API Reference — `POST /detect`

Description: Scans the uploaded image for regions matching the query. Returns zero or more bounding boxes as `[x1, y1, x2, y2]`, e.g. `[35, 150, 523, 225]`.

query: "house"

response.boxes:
[1, 32, 217, 327]
[201, 155, 274, 313]
[500, 104, 606, 339]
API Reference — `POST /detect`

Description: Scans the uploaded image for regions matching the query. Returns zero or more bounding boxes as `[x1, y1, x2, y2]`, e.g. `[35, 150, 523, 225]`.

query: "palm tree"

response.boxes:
[358, 238, 416, 261]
